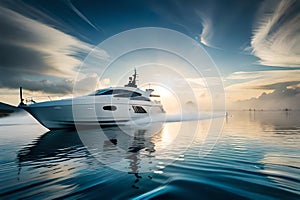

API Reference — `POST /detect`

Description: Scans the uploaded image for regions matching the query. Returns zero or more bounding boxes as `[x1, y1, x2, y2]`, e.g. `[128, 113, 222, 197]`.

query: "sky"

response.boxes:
[0, 0, 299, 110]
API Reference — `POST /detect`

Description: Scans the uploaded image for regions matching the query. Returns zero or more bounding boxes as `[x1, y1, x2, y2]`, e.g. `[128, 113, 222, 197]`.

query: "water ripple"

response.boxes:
[0, 111, 299, 199]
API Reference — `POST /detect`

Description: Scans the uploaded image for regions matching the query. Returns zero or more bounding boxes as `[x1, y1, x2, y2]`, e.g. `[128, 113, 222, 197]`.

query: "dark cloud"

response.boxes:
[236, 82, 300, 110]
[0, 73, 74, 94]
[0, 43, 51, 73]
[254, 81, 300, 90]
[0, 6, 92, 94]
[0, 9, 68, 93]
[0, 10, 43, 45]
[0, 7, 51, 74]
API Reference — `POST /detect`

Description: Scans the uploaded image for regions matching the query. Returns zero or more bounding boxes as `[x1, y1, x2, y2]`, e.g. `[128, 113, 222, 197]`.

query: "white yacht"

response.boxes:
[19, 70, 165, 130]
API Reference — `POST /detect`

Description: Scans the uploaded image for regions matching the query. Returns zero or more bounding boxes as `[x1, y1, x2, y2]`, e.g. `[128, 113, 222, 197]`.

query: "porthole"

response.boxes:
[103, 105, 117, 111]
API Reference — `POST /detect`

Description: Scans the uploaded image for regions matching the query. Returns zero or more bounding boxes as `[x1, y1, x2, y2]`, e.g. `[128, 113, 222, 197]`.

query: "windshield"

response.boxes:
[89, 89, 110, 96]
[91, 89, 142, 97]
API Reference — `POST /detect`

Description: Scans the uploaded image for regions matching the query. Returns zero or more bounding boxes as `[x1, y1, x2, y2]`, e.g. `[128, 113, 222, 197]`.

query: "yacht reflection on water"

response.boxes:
[77, 123, 162, 188]
[17, 124, 163, 188]
[17, 129, 86, 164]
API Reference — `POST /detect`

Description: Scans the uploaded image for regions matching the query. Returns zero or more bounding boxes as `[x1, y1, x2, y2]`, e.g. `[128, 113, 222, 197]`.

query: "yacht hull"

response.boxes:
[20, 83, 165, 130]
[24, 100, 164, 130]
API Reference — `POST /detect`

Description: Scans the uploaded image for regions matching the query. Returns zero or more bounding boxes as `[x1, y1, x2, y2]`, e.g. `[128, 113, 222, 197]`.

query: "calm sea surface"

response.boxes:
[0, 111, 299, 199]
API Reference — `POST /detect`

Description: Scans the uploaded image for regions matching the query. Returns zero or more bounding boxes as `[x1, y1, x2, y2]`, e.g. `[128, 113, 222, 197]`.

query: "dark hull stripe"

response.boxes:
[58, 120, 130, 124]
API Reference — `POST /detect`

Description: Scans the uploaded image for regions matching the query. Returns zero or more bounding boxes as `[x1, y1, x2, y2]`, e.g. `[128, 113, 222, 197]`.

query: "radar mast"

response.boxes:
[125, 69, 138, 88]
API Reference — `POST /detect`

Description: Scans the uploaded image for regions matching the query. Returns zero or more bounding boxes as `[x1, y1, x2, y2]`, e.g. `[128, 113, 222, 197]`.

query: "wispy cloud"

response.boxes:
[197, 12, 214, 47]
[65, 0, 102, 32]
[250, 0, 300, 67]
[0, 6, 108, 94]
[226, 70, 300, 91]
[226, 71, 263, 80]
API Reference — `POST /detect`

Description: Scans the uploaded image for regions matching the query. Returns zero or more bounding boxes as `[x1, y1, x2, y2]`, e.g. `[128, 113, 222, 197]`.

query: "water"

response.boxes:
[0, 111, 299, 199]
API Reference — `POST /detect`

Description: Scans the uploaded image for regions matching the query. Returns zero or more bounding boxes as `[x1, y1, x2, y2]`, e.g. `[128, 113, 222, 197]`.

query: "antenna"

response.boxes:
[132, 68, 137, 86]
[20, 87, 24, 103]
[18, 87, 25, 106]
[124, 68, 138, 88]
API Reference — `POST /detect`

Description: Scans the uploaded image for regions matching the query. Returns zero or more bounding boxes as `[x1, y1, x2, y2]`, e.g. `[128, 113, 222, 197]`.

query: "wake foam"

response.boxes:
[125, 112, 226, 125]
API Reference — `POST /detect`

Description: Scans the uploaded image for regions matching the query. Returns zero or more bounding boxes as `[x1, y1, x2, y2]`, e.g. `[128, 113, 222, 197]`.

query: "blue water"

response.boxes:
[0, 111, 299, 199]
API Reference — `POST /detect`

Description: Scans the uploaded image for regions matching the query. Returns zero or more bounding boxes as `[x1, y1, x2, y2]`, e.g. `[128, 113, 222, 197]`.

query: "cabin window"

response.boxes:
[132, 106, 147, 113]
[130, 96, 150, 101]
[129, 92, 141, 97]
[103, 105, 117, 111]
[111, 90, 142, 98]
[99, 90, 114, 95]
[93, 89, 111, 95]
